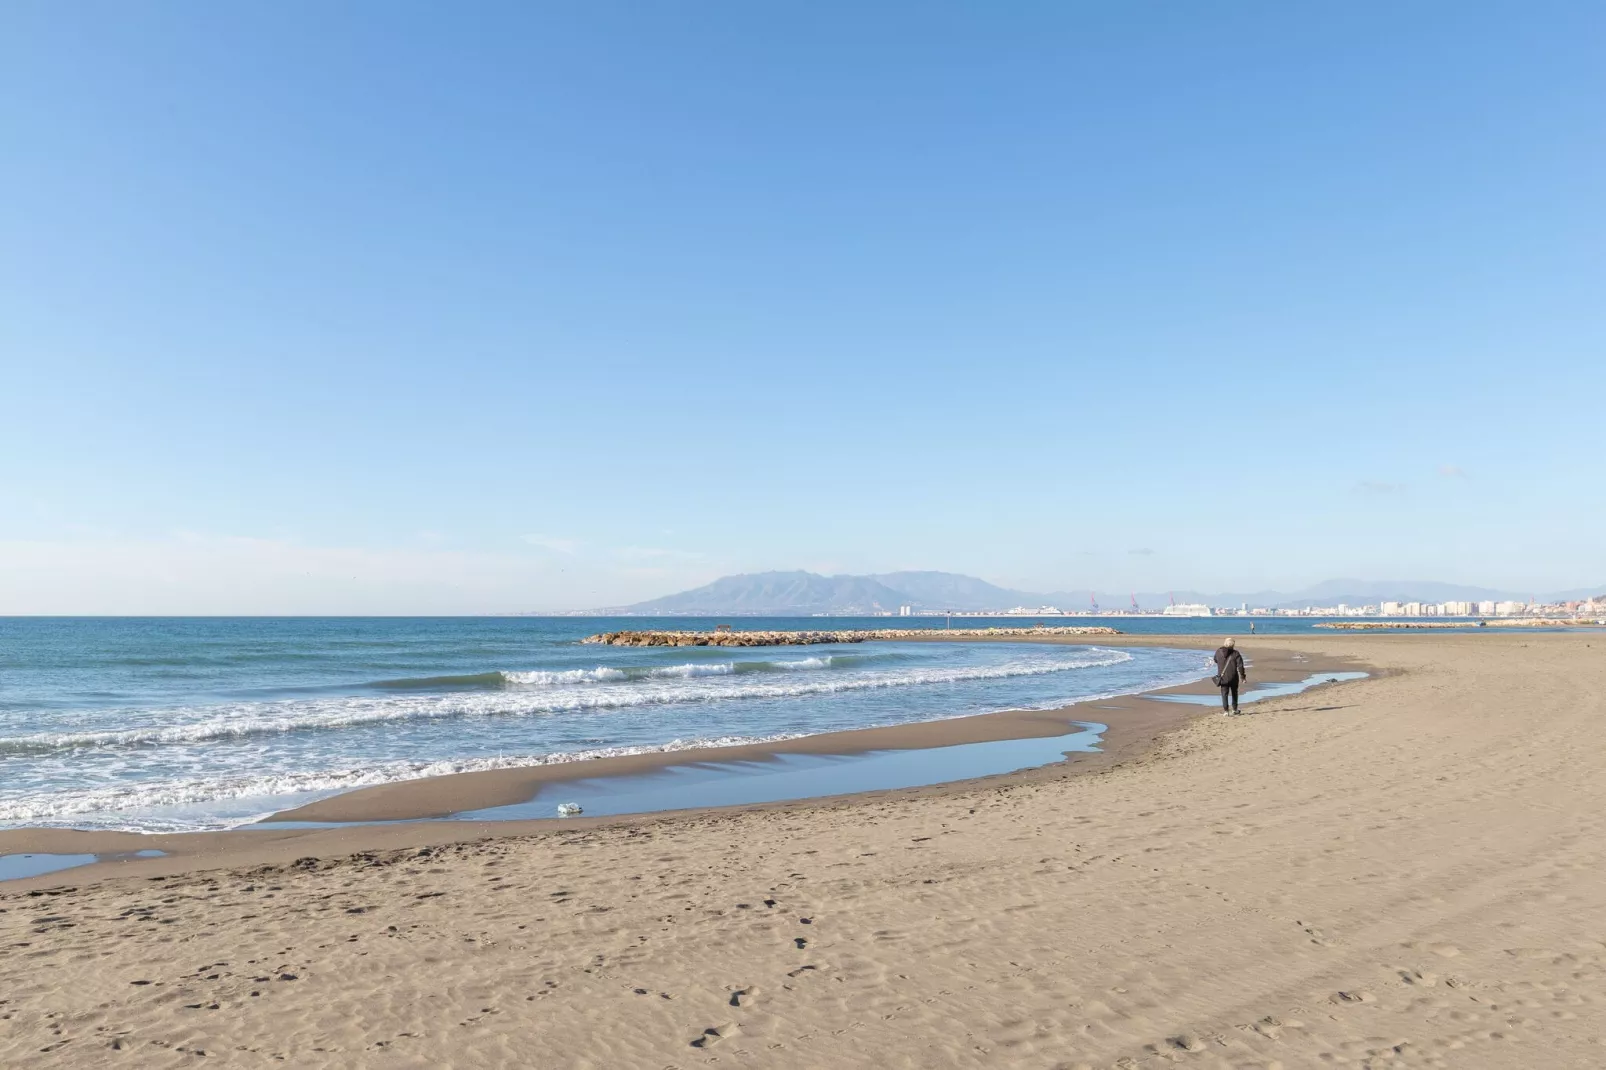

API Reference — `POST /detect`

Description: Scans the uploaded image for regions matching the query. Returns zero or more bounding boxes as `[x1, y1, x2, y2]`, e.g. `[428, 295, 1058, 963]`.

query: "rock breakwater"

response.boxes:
[582, 626, 1123, 647]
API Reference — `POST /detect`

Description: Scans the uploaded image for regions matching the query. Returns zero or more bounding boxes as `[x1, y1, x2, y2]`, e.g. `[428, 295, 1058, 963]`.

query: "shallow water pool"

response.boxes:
[0, 849, 166, 882]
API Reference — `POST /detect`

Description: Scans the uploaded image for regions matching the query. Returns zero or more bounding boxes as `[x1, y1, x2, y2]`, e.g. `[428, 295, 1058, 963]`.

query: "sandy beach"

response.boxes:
[4, 631, 1604, 1068]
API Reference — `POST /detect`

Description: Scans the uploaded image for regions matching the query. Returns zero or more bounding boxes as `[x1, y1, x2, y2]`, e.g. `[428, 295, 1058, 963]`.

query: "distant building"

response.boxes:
[898, 605, 912, 616]
[1478, 600, 1497, 616]
[1161, 603, 1213, 617]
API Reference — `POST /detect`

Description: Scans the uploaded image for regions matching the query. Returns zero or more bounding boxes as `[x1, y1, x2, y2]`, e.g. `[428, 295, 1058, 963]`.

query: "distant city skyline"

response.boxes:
[4, 4, 1603, 614]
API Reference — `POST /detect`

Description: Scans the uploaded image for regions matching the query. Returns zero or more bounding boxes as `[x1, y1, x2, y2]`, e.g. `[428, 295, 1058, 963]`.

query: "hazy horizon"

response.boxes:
[4, 4, 1602, 615]
[0, 564, 1599, 618]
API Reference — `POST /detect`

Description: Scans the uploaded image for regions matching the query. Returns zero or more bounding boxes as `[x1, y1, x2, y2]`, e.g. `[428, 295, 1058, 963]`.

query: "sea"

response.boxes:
[0, 616, 1267, 833]
[4, 613, 1506, 834]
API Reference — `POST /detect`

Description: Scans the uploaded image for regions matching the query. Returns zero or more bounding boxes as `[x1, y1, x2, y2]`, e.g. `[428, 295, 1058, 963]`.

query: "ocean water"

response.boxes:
[0, 617, 1216, 833]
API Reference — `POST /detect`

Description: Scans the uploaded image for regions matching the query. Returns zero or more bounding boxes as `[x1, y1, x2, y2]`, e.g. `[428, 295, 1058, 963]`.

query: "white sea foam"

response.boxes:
[499, 667, 632, 685]
[0, 643, 1221, 835]
[0, 650, 1135, 755]
[0, 657, 1219, 834]
[0, 734, 802, 831]
[777, 656, 831, 669]
[631, 662, 738, 679]
[498, 657, 834, 685]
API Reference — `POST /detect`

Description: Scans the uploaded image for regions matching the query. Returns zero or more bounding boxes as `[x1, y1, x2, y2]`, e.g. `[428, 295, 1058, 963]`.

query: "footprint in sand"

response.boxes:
[1297, 918, 1339, 944]
[1399, 969, 1439, 986]
[729, 987, 758, 1008]
[1251, 1015, 1297, 1039]
[690, 1024, 738, 1048]
[1335, 990, 1377, 1004]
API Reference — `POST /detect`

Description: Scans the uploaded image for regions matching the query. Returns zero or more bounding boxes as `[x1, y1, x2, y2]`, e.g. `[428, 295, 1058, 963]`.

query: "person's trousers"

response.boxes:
[1219, 680, 1239, 710]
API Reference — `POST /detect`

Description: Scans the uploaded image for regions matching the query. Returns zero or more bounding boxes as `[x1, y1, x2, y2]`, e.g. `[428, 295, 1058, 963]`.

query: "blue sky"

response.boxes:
[2, 2, 1602, 613]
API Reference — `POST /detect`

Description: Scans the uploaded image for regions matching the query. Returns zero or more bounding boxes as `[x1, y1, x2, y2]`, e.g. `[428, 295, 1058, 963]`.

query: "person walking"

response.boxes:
[1214, 637, 1248, 714]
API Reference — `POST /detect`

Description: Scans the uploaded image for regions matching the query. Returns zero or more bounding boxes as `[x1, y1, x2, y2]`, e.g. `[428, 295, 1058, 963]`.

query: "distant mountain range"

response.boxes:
[592, 571, 1603, 616]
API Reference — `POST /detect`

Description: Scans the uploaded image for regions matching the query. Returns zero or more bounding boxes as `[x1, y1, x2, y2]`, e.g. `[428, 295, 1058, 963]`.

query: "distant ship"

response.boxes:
[1161, 603, 1214, 617]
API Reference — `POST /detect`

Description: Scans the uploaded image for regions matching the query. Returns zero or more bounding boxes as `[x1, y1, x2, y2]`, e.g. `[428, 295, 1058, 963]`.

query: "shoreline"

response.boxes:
[6, 632, 1601, 1067]
[0, 635, 1365, 886]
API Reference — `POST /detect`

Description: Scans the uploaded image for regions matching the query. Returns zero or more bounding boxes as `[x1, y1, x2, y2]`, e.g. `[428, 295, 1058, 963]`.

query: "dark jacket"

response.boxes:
[1214, 646, 1246, 685]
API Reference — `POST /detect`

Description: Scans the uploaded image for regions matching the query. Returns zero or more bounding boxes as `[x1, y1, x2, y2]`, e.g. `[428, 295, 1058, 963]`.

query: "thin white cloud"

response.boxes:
[1437, 464, 1468, 478]
[1355, 480, 1407, 495]
[0, 534, 710, 614]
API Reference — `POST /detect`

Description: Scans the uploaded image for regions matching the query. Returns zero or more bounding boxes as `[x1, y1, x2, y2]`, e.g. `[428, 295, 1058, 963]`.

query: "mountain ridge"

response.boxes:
[591, 571, 1600, 616]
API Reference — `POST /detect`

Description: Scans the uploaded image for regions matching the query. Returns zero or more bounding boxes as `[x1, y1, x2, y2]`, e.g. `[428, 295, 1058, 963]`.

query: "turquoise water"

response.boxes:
[0, 618, 1216, 832]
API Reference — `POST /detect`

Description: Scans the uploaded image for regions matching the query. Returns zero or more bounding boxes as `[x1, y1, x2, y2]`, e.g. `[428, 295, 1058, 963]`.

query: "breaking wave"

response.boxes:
[371, 655, 864, 691]
[0, 633, 1223, 834]
[0, 650, 1134, 756]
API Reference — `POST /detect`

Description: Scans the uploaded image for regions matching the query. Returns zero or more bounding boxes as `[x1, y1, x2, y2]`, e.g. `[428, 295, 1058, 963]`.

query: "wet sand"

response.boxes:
[6, 633, 1603, 1067]
[261, 636, 1265, 824]
[0, 636, 1336, 868]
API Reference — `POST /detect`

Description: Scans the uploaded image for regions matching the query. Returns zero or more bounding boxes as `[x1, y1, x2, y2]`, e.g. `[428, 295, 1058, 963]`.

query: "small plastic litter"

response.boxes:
[556, 802, 583, 817]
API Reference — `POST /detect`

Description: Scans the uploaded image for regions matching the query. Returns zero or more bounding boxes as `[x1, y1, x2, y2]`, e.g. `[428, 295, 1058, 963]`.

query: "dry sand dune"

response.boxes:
[3, 633, 1605, 1068]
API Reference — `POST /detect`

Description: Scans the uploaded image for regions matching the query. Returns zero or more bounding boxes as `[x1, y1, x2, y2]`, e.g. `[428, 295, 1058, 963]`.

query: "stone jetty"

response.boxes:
[582, 625, 1123, 647]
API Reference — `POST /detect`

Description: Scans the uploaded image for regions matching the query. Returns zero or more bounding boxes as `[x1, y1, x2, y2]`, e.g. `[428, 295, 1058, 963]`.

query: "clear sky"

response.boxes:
[2, 2, 1602, 613]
